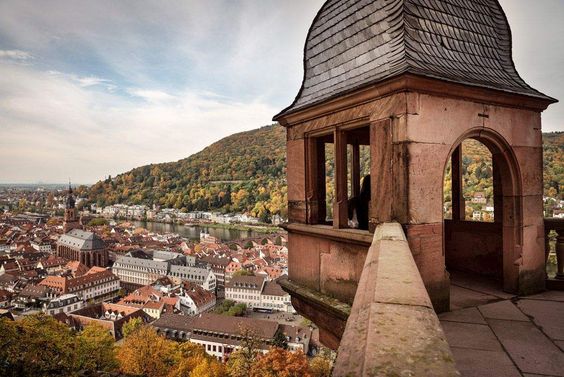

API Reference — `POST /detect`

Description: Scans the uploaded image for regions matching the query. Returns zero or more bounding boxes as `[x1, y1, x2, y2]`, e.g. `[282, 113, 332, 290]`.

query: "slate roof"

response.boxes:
[275, 0, 556, 118]
[225, 275, 265, 291]
[58, 229, 105, 251]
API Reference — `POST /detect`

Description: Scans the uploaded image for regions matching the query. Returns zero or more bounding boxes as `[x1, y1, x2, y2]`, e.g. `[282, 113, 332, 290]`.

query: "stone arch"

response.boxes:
[443, 127, 523, 294]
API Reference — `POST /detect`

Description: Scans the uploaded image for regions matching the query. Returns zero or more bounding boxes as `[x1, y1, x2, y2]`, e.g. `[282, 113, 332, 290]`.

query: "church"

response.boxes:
[56, 185, 109, 268]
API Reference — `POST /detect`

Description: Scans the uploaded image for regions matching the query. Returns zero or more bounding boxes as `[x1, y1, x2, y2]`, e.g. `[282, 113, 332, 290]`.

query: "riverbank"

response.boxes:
[129, 220, 283, 242]
[186, 222, 283, 234]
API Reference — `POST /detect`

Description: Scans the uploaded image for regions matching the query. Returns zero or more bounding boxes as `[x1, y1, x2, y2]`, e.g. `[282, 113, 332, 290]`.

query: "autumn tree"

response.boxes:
[0, 314, 79, 376]
[75, 323, 118, 373]
[117, 325, 177, 377]
[122, 317, 143, 338]
[309, 354, 333, 377]
[190, 357, 228, 377]
[226, 326, 262, 377]
[169, 342, 226, 377]
[249, 348, 312, 377]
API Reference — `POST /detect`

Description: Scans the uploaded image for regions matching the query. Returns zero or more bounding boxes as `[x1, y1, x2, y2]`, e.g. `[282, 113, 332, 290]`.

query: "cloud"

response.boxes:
[127, 89, 176, 103]
[0, 49, 33, 61]
[0, 61, 277, 184]
[74, 76, 113, 88]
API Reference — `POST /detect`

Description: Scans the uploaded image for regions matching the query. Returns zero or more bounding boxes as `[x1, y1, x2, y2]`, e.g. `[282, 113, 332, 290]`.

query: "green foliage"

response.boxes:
[273, 331, 288, 350]
[75, 323, 118, 373]
[233, 269, 255, 277]
[543, 132, 564, 201]
[213, 300, 247, 316]
[87, 217, 108, 226]
[122, 317, 143, 338]
[0, 314, 117, 377]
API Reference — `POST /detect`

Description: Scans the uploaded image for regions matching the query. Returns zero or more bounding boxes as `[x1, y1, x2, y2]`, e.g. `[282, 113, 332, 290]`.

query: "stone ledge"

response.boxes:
[333, 222, 459, 376]
[277, 276, 351, 321]
[278, 276, 351, 350]
[282, 223, 373, 246]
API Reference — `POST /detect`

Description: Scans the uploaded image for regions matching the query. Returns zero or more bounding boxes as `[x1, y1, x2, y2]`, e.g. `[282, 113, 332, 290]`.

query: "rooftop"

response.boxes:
[58, 229, 105, 251]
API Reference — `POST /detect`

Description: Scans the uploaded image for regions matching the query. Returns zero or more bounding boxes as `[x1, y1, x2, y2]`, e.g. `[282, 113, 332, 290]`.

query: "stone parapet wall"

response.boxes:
[333, 223, 459, 376]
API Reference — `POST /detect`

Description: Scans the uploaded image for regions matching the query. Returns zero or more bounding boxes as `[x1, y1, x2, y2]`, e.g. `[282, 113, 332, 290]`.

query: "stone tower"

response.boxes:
[63, 183, 81, 233]
[274, 0, 557, 348]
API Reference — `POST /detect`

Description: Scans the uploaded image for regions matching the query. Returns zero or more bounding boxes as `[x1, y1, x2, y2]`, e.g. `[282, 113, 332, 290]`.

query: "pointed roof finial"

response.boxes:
[68, 178, 72, 193]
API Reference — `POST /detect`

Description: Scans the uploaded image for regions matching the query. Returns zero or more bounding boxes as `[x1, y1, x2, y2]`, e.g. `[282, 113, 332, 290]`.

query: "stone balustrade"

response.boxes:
[332, 223, 459, 377]
[545, 218, 564, 289]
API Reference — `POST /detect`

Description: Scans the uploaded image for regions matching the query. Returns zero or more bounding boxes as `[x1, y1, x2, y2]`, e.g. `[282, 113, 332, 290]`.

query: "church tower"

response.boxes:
[63, 183, 80, 233]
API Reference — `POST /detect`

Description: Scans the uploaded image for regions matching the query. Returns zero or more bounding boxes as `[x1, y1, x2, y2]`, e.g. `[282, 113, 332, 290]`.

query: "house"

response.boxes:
[57, 302, 153, 340]
[168, 265, 216, 292]
[280, 324, 312, 354]
[471, 192, 488, 204]
[31, 237, 52, 253]
[43, 293, 84, 316]
[118, 284, 181, 319]
[14, 284, 51, 310]
[0, 288, 12, 307]
[225, 276, 292, 312]
[179, 281, 216, 316]
[64, 261, 89, 277]
[225, 275, 264, 309]
[36, 255, 67, 274]
[225, 261, 242, 282]
[198, 255, 230, 287]
[153, 313, 279, 362]
[39, 267, 120, 302]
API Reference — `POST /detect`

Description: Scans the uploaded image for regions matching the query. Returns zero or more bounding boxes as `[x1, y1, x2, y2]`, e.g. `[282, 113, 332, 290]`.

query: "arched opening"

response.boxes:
[443, 129, 522, 303]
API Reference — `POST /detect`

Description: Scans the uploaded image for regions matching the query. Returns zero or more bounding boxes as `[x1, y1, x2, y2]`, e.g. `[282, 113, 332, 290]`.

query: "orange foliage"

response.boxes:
[250, 347, 312, 377]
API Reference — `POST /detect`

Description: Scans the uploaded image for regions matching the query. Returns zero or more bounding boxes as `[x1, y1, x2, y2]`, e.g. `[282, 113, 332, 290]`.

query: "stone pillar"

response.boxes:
[351, 143, 361, 198]
[369, 118, 408, 230]
[451, 146, 465, 221]
[333, 129, 348, 228]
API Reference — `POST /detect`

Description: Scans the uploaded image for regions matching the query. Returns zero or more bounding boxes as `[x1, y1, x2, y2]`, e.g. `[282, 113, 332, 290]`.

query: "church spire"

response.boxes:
[66, 180, 75, 209]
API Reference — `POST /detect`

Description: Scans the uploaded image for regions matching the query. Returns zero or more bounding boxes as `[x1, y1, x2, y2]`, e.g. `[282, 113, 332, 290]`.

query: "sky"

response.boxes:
[0, 0, 562, 184]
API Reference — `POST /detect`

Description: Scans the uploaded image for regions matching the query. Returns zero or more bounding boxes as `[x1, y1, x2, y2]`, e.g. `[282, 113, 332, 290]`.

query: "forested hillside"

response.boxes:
[82, 127, 563, 220]
[84, 125, 287, 221]
[543, 132, 564, 199]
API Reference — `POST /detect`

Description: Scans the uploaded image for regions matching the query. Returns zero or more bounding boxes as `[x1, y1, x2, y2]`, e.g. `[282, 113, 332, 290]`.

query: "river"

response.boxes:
[130, 220, 269, 242]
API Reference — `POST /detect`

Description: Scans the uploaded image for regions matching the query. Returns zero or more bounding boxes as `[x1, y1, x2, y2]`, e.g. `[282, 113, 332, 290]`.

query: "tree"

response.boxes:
[190, 357, 228, 377]
[249, 348, 312, 377]
[169, 342, 226, 377]
[233, 269, 254, 277]
[272, 331, 288, 350]
[88, 217, 108, 227]
[226, 327, 262, 377]
[122, 317, 143, 338]
[75, 323, 118, 373]
[117, 325, 177, 377]
[0, 314, 76, 377]
[309, 355, 332, 377]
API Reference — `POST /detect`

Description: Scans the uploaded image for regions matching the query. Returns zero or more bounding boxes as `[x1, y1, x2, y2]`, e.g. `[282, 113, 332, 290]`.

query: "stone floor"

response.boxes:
[439, 272, 564, 377]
